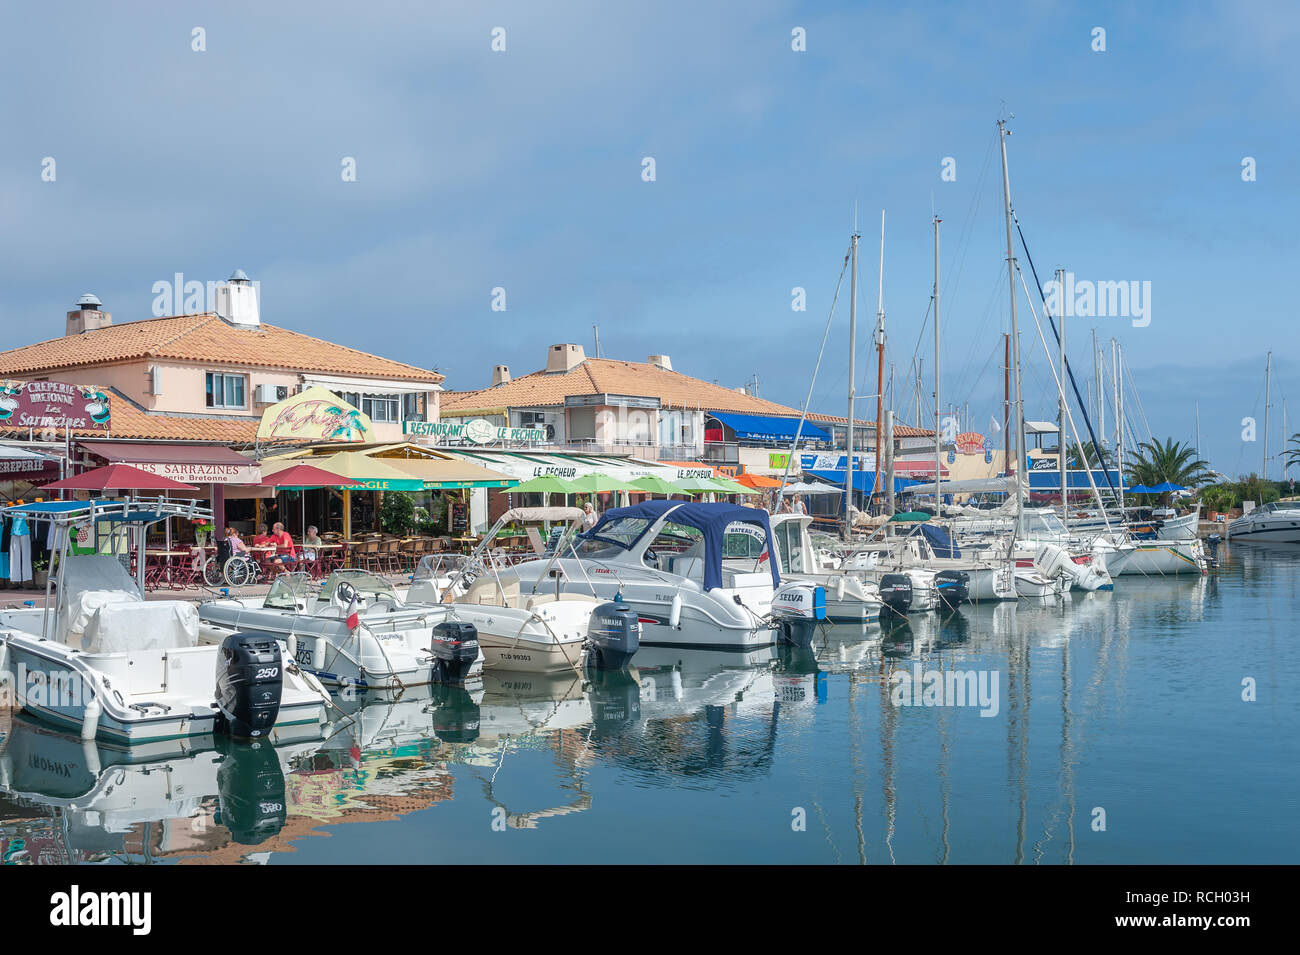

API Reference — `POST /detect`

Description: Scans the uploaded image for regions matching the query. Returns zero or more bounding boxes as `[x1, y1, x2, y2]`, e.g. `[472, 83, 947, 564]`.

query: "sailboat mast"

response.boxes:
[934, 215, 942, 512]
[1003, 333, 1010, 472]
[873, 211, 886, 506]
[1116, 340, 1125, 511]
[1057, 267, 1067, 511]
[1264, 351, 1272, 479]
[998, 119, 1027, 533]
[845, 227, 859, 536]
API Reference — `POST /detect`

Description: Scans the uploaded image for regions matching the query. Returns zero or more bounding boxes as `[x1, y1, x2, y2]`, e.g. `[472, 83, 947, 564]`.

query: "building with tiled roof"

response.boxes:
[0, 272, 443, 445]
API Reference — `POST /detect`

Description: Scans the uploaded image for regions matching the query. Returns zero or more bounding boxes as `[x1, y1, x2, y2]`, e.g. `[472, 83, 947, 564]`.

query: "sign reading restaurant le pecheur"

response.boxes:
[405, 419, 547, 444]
[0, 381, 110, 431]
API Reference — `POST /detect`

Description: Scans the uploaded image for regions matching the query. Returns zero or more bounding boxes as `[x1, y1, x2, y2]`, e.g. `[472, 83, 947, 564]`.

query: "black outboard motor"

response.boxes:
[585, 602, 640, 670]
[214, 737, 287, 845]
[430, 621, 479, 685]
[1206, 534, 1223, 568]
[934, 570, 970, 609]
[215, 633, 284, 740]
[771, 584, 826, 648]
[429, 685, 481, 743]
[877, 573, 913, 616]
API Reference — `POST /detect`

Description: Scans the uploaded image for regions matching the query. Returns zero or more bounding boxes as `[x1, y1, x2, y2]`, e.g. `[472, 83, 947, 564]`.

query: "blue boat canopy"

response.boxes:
[805, 469, 920, 494]
[584, 499, 781, 592]
[709, 411, 830, 443]
[919, 523, 961, 559]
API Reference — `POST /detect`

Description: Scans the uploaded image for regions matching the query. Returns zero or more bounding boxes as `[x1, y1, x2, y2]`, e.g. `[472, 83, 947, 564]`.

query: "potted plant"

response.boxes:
[192, 517, 215, 548]
[33, 556, 49, 590]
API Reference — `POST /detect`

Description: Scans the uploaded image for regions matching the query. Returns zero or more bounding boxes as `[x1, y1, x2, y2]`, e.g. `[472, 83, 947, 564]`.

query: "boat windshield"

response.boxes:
[263, 573, 315, 610]
[1026, 510, 1068, 536]
[413, 554, 470, 580]
[575, 517, 651, 557]
[319, 571, 397, 603]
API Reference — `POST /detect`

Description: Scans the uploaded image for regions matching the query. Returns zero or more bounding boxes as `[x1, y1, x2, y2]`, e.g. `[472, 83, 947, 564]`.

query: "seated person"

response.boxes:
[269, 521, 297, 565]
[251, 523, 273, 547]
[226, 527, 251, 555]
[302, 525, 322, 561]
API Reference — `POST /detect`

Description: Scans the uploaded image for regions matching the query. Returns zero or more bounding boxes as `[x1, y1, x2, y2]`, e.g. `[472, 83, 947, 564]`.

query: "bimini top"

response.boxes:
[584, 500, 780, 591]
[1, 498, 211, 524]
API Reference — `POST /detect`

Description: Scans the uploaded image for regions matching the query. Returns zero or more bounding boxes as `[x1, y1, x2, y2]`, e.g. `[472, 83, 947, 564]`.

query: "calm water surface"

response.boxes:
[3, 543, 1297, 865]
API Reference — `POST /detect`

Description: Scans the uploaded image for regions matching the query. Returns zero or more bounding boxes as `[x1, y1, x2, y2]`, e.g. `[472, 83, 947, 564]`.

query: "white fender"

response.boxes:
[81, 696, 102, 741]
[835, 576, 847, 602]
[668, 593, 682, 630]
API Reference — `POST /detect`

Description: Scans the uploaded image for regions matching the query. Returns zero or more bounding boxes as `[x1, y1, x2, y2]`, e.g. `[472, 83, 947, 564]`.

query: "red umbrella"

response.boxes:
[42, 463, 200, 492]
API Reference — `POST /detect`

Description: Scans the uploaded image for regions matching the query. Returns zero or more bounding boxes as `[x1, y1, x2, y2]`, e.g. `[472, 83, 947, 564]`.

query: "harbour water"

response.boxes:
[2, 543, 1296, 865]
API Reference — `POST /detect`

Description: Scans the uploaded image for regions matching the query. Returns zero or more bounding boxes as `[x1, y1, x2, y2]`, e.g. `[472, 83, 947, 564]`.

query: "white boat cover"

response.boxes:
[60, 555, 143, 635]
[499, 507, 585, 523]
[82, 601, 200, 653]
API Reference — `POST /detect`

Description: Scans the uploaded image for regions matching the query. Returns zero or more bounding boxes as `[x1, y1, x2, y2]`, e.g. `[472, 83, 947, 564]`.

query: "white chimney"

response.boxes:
[545, 343, 587, 374]
[648, 354, 672, 371]
[491, 364, 511, 387]
[214, 269, 260, 326]
[66, 293, 112, 336]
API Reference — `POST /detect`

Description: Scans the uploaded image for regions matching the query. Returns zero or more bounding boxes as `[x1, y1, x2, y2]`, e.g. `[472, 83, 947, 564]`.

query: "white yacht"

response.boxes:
[502, 501, 825, 651]
[0, 500, 332, 747]
[1228, 499, 1300, 544]
[767, 513, 884, 623]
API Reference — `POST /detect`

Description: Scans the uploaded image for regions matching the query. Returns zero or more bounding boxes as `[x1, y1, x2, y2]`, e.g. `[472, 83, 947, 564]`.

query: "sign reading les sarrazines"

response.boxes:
[0, 381, 110, 431]
[257, 387, 372, 443]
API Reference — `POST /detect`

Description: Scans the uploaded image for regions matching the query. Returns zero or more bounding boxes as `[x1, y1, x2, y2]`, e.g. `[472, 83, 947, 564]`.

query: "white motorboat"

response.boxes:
[1228, 499, 1300, 544]
[0, 500, 331, 747]
[198, 570, 484, 690]
[405, 507, 640, 673]
[502, 501, 826, 651]
[767, 514, 883, 623]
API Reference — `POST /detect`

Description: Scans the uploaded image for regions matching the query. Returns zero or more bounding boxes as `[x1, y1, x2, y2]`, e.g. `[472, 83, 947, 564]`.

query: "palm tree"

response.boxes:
[1284, 433, 1300, 471]
[1125, 437, 1212, 503]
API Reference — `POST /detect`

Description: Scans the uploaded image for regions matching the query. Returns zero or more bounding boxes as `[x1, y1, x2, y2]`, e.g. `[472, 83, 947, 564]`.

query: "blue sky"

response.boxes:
[1, 1, 1295, 478]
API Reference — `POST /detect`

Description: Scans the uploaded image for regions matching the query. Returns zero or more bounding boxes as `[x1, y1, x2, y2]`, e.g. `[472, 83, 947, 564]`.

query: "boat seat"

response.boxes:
[463, 575, 520, 607]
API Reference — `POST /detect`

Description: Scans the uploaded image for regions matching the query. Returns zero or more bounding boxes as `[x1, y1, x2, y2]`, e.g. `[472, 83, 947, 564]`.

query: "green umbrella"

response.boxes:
[566, 473, 636, 494]
[630, 475, 694, 496]
[508, 474, 581, 495]
[709, 476, 758, 495]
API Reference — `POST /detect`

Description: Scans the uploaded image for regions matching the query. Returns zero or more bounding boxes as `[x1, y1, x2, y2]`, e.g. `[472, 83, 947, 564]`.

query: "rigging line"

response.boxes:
[1013, 215, 1118, 498]
[1120, 349, 1155, 447]
[939, 129, 999, 318]
[776, 241, 853, 499]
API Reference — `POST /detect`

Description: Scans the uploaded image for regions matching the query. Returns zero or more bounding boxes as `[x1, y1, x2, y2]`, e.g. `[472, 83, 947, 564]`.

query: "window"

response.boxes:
[361, 394, 399, 423]
[205, 372, 246, 408]
[402, 393, 424, 422]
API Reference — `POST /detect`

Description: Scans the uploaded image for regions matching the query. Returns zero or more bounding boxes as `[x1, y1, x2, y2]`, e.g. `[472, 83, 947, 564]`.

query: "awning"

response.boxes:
[709, 411, 830, 443]
[384, 456, 515, 489]
[1026, 469, 1126, 491]
[440, 449, 680, 484]
[78, 440, 260, 484]
[0, 445, 61, 480]
[806, 469, 920, 494]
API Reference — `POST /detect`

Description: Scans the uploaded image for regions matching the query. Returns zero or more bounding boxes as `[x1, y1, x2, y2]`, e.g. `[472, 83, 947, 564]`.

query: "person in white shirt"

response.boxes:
[581, 502, 599, 530]
[792, 495, 807, 515]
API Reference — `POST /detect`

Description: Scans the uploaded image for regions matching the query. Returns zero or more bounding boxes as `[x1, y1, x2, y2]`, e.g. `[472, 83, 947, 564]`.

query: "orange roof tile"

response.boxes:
[442, 357, 807, 417]
[0, 313, 443, 384]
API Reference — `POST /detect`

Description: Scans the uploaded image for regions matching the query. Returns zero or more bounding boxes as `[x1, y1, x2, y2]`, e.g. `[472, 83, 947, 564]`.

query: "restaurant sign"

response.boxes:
[674, 466, 715, 480]
[0, 381, 110, 431]
[257, 387, 372, 443]
[405, 418, 547, 445]
[130, 462, 261, 484]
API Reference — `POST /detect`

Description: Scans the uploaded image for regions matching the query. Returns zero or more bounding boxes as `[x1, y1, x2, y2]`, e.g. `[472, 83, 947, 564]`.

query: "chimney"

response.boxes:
[66, 294, 112, 336]
[545, 343, 586, 374]
[214, 269, 260, 327]
[491, 364, 511, 387]
[648, 354, 672, 371]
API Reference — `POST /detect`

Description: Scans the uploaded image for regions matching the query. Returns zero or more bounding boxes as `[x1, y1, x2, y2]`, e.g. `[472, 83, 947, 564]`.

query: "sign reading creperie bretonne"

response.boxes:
[0, 381, 110, 431]
[130, 462, 262, 484]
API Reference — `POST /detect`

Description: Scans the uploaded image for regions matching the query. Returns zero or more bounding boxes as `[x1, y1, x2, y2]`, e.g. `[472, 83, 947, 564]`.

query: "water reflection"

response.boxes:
[3, 556, 1297, 863]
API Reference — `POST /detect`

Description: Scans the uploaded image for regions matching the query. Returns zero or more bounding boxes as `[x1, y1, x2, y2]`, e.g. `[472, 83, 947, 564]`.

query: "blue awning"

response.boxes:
[1027, 469, 1126, 490]
[709, 411, 830, 443]
[806, 469, 920, 494]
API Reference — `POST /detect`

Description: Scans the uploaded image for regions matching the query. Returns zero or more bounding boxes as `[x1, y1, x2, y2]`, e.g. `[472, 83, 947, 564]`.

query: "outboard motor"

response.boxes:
[585, 602, 640, 670]
[877, 573, 913, 616]
[430, 621, 479, 685]
[934, 570, 970, 609]
[771, 583, 826, 648]
[429, 684, 481, 743]
[214, 737, 287, 845]
[215, 633, 284, 740]
[1206, 534, 1223, 567]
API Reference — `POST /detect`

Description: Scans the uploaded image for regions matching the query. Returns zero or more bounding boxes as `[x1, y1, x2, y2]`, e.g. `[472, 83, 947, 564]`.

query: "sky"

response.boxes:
[1, 0, 1296, 479]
